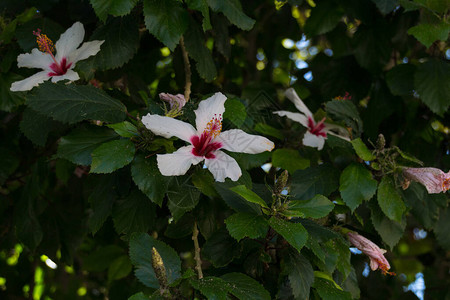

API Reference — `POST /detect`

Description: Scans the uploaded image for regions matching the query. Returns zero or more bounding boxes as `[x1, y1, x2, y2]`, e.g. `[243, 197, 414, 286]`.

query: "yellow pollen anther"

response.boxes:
[33, 29, 55, 54]
[204, 114, 222, 139]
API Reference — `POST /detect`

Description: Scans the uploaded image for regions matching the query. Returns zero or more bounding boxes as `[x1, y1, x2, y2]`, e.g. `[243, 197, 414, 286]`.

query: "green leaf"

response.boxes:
[370, 0, 398, 14]
[377, 176, 406, 222]
[90, 0, 138, 22]
[268, 217, 308, 252]
[291, 164, 340, 200]
[214, 175, 261, 214]
[221, 272, 271, 300]
[325, 99, 363, 136]
[129, 232, 181, 288]
[272, 149, 310, 174]
[223, 97, 246, 127]
[394, 147, 423, 166]
[131, 154, 170, 206]
[433, 206, 450, 250]
[87, 175, 117, 234]
[207, 0, 255, 30]
[0, 73, 25, 111]
[350, 138, 375, 161]
[20, 108, 61, 147]
[313, 277, 352, 300]
[108, 255, 132, 281]
[143, 0, 189, 51]
[398, 0, 425, 11]
[128, 292, 149, 300]
[91, 139, 135, 174]
[107, 121, 139, 138]
[339, 163, 378, 212]
[202, 228, 241, 267]
[186, 0, 212, 31]
[183, 19, 217, 82]
[230, 185, 268, 208]
[414, 59, 450, 115]
[57, 126, 118, 166]
[83, 245, 124, 272]
[211, 13, 231, 58]
[112, 190, 156, 235]
[192, 169, 218, 198]
[284, 195, 335, 219]
[304, 1, 345, 36]
[190, 277, 229, 300]
[386, 64, 416, 96]
[225, 212, 268, 241]
[14, 161, 47, 250]
[78, 16, 140, 74]
[403, 182, 443, 229]
[0, 147, 20, 186]
[27, 82, 126, 124]
[353, 23, 392, 72]
[370, 201, 406, 249]
[167, 177, 201, 221]
[281, 249, 314, 300]
[254, 123, 284, 140]
[408, 22, 450, 48]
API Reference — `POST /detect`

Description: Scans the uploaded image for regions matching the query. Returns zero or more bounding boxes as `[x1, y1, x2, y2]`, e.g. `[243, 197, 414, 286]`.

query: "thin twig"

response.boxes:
[179, 36, 191, 102]
[126, 111, 138, 121]
[192, 221, 203, 279]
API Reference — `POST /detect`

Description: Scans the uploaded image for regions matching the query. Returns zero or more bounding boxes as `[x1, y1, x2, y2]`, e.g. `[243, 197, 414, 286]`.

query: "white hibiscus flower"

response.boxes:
[142, 92, 275, 182]
[10, 22, 104, 91]
[274, 88, 350, 150]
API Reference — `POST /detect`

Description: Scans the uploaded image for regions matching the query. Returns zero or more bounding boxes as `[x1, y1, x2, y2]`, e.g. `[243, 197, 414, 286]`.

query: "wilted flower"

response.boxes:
[403, 167, 450, 194]
[142, 92, 275, 182]
[348, 232, 394, 276]
[160, 93, 186, 117]
[10, 22, 104, 91]
[274, 88, 350, 150]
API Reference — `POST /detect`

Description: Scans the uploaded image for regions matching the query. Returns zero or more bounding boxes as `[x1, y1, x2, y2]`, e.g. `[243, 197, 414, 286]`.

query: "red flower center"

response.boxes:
[307, 116, 327, 137]
[48, 57, 72, 76]
[33, 28, 72, 77]
[191, 114, 223, 159]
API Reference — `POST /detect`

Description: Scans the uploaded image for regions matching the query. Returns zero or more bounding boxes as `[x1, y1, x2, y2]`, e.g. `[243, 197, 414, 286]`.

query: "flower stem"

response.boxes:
[179, 37, 191, 103]
[192, 221, 203, 279]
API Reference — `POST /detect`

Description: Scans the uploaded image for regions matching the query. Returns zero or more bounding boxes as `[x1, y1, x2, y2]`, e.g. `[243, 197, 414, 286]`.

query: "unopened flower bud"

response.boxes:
[160, 93, 186, 116]
[376, 134, 385, 150]
[151, 247, 168, 289]
[274, 170, 289, 195]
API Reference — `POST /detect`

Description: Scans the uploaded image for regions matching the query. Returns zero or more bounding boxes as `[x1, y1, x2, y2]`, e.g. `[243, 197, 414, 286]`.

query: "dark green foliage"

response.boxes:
[1, 0, 449, 299]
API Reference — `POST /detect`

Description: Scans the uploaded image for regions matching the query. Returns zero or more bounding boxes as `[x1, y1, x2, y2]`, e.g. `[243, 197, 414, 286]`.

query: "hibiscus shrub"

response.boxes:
[0, 0, 449, 299]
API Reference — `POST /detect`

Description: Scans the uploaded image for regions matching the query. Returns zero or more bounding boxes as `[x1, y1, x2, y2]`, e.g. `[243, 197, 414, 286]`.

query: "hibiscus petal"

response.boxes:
[285, 88, 313, 118]
[51, 69, 80, 83]
[369, 259, 379, 271]
[142, 113, 197, 143]
[195, 92, 227, 133]
[156, 146, 203, 176]
[55, 22, 85, 61]
[204, 150, 242, 182]
[273, 110, 309, 128]
[17, 48, 53, 70]
[10, 71, 50, 91]
[303, 131, 326, 150]
[216, 129, 274, 154]
[68, 40, 104, 64]
[324, 123, 351, 141]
